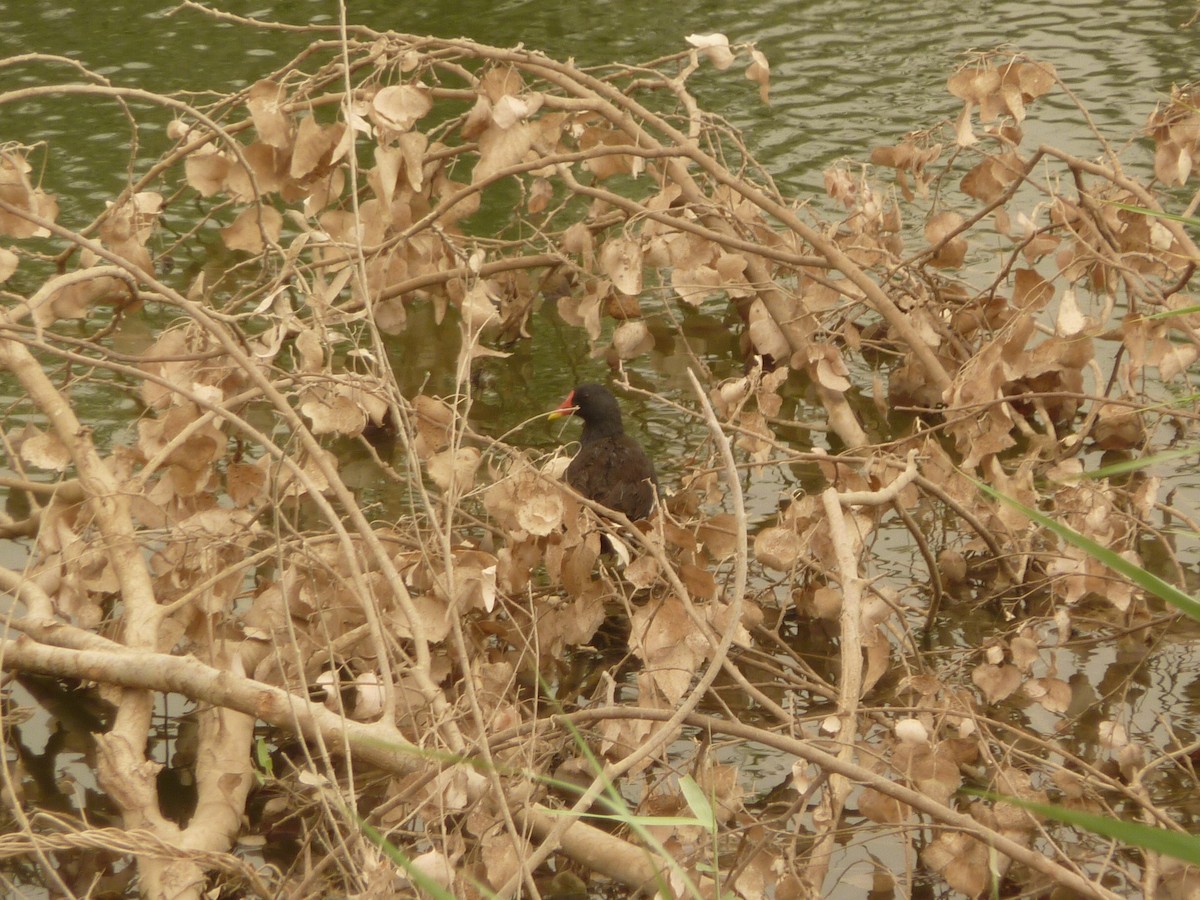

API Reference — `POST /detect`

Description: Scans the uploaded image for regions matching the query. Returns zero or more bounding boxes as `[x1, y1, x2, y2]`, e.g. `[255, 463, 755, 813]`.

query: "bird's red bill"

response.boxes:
[553, 391, 579, 415]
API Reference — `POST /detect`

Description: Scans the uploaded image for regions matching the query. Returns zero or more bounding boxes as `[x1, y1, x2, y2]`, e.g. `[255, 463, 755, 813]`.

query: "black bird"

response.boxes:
[550, 383, 658, 521]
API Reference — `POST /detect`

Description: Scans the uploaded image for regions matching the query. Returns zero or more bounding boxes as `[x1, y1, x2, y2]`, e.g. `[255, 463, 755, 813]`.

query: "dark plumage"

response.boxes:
[550, 383, 657, 520]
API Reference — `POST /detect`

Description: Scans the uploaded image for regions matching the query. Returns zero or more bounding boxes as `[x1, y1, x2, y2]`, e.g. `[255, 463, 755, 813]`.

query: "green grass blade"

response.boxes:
[539, 809, 707, 827]
[1074, 447, 1198, 479]
[679, 775, 717, 832]
[974, 480, 1200, 621]
[967, 789, 1200, 866]
[1102, 200, 1200, 228]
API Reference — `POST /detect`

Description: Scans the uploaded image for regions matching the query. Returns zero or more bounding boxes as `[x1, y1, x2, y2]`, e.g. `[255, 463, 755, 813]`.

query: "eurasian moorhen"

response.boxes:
[550, 383, 658, 520]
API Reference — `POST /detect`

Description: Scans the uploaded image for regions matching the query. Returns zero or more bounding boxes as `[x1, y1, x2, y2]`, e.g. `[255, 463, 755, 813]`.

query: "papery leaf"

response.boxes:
[19, 426, 71, 471]
[0, 246, 17, 283]
[947, 67, 1001, 102]
[474, 121, 534, 184]
[745, 48, 770, 104]
[1159, 342, 1199, 381]
[0, 153, 58, 237]
[184, 149, 231, 197]
[300, 385, 366, 436]
[1055, 288, 1086, 336]
[925, 211, 967, 268]
[427, 447, 482, 494]
[860, 787, 908, 824]
[753, 526, 801, 571]
[599, 236, 644, 296]
[515, 491, 564, 536]
[971, 662, 1021, 704]
[696, 513, 737, 559]
[1024, 676, 1072, 714]
[247, 79, 292, 148]
[291, 115, 344, 179]
[492, 92, 543, 128]
[371, 84, 432, 135]
[227, 462, 266, 508]
[747, 298, 790, 361]
[685, 33, 735, 70]
[921, 832, 990, 897]
[612, 319, 653, 359]
[895, 718, 928, 745]
[220, 205, 283, 253]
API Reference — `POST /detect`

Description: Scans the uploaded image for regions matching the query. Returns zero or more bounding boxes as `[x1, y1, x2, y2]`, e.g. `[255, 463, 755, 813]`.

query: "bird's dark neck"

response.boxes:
[580, 418, 624, 443]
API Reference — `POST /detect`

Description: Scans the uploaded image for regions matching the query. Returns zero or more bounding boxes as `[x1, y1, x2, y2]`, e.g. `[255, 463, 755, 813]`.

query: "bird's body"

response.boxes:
[551, 383, 657, 521]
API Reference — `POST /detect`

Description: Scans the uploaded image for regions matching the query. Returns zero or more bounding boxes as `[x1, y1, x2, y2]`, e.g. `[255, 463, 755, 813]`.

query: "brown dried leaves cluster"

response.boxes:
[1147, 82, 1200, 186]
[1, 30, 1196, 900]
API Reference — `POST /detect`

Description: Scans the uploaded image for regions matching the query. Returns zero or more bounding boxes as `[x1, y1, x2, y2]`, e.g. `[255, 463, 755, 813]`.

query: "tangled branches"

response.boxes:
[0, 9, 1198, 899]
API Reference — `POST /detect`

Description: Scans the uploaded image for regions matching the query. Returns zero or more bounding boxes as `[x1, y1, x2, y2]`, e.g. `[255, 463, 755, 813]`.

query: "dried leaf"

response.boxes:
[220, 205, 283, 253]
[371, 84, 432, 136]
[860, 787, 908, 824]
[925, 211, 967, 268]
[631, 595, 706, 705]
[612, 319, 654, 359]
[625, 554, 660, 590]
[1159, 342, 1199, 381]
[813, 347, 852, 392]
[294, 327, 325, 373]
[754, 526, 801, 571]
[1013, 267, 1054, 309]
[599, 236, 644, 296]
[863, 628, 891, 694]
[1024, 676, 1072, 714]
[922, 831, 990, 897]
[696, 513, 738, 559]
[227, 461, 266, 507]
[427, 447, 482, 494]
[247, 79, 292, 149]
[19, 426, 71, 471]
[0, 153, 58, 237]
[747, 299, 790, 361]
[1055, 287, 1086, 336]
[953, 103, 978, 147]
[561, 221, 595, 268]
[1010, 636, 1040, 672]
[492, 92, 544, 128]
[685, 33, 735, 70]
[407, 850, 454, 890]
[300, 386, 366, 436]
[459, 281, 498, 331]
[0, 246, 17, 283]
[291, 115, 343, 179]
[895, 718, 928, 745]
[947, 67, 1001, 103]
[802, 587, 839, 623]
[745, 48, 771, 104]
[185, 149, 232, 197]
[473, 121, 534, 184]
[1099, 720, 1128, 750]
[391, 594, 451, 643]
[1155, 142, 1192, 187]
[971, 662, 1022, 704]
[413, 394, 455, 457]
[516, 490, 565, 536]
